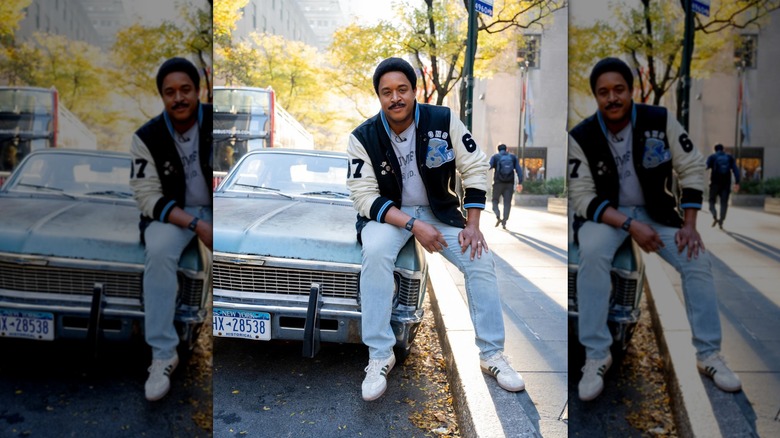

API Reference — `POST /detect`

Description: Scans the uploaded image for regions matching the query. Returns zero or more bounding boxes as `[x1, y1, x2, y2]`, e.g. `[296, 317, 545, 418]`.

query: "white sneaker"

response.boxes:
[362, 354, 396, 401]
[480, 352, 525, 392]
[697, 352, 742, 392]
[145, 353, 179, 401]
[578, 353, 612, 401]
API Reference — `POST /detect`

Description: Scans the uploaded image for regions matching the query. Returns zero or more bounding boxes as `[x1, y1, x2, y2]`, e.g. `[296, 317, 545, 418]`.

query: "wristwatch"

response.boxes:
[188, 217, 200, 231]
[405, 217, 416, 232]
[621, 217, 633, 232]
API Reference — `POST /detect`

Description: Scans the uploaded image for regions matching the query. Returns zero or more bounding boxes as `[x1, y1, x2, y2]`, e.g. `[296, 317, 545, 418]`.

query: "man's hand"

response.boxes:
[629, 220, 665, 253]
[459, 224, 488, 260]
[412, 220, 448, 253]
[516, 184, 523, 193]
[733, 183, 740, 193]
[196, 220, 213, 252]
[675, 224, 705, 259]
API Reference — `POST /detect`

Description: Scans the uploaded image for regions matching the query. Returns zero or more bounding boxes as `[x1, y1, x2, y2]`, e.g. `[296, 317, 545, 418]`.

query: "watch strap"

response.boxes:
[188, 217, 200, 231]
[621, 217, 632, 232]
[405, 217, 416, 231]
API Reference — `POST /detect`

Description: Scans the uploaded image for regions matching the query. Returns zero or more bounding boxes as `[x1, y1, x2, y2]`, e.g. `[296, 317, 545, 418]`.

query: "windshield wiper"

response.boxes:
[15, 183, 76, 199]
[83, 190, 134, 198]
[232, 183, 293, 199]
[299, 190, 350, 198]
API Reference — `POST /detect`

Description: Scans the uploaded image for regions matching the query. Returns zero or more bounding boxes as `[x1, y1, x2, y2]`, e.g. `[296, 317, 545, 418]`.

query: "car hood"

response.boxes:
[0, 196, 144, 264]
[214, 195, 422, 270]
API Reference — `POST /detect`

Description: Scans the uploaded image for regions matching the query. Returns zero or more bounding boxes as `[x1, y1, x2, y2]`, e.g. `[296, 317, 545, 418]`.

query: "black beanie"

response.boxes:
[589, 57, 633, 94]
[156, 57, 200, 95]
[372, 57, 417, 95]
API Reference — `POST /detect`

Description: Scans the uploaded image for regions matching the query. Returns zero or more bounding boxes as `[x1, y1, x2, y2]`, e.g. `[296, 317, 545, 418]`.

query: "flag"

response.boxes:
[738, 73, 751, 146]
[523, 75, 534, 146]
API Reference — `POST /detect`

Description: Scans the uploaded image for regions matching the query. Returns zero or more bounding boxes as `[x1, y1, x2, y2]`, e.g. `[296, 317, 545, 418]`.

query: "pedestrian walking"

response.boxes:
[706, 143, 740, 229]
[568, 57, 741, 401]
[346, 57, 524, 401]
[489, 143, 523, 229]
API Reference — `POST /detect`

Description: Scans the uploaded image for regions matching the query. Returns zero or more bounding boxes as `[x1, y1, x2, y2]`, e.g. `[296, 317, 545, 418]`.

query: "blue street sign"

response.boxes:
[475, 0, 493, 17]
[692, 0, 710, 17]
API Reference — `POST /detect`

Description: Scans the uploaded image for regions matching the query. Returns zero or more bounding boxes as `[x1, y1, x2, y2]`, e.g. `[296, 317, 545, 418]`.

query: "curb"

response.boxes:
[426, 253, 540, 438]
[643, 254, 721, 438]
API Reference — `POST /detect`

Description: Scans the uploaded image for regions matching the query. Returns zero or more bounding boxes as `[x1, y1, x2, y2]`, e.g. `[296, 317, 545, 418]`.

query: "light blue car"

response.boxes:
[0, 149, 210, 349]
[212, 149, 428, 359]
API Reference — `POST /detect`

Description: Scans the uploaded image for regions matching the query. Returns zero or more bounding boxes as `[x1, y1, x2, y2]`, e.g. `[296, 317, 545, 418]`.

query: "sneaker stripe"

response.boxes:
[489, 366, 501, 376]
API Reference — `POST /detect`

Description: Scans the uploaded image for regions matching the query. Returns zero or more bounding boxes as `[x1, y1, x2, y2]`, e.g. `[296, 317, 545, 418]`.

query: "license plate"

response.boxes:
[213, 309, 270, 340]
[0, 309, 55, 341]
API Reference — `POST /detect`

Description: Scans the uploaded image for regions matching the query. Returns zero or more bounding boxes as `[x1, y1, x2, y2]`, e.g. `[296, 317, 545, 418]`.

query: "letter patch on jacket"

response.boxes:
[642, 131, 671, 169]
[425, 136, 454, 169]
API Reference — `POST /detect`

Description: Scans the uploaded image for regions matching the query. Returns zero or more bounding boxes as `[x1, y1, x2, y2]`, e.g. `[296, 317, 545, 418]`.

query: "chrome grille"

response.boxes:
[213, 262, 359, 299]
[179, 274, 205, 307]
[395, 274, 421, 307]
[612, 273, 638, 307]
[0, 261, 142, 298]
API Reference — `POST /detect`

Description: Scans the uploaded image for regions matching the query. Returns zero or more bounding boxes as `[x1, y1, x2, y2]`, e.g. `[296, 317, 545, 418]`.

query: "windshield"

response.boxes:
[222, 152, 349, 198]
[6, 153, 132, 198]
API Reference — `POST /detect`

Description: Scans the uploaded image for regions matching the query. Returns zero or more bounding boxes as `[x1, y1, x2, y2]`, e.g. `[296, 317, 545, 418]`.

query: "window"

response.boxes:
[517, 34, 541, 69]
[734, 34, 758, 69]
[253, 4, 257, 29]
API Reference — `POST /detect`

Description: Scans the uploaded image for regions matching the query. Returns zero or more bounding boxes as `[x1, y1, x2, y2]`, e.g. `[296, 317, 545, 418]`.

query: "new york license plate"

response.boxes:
[213, 309, 270, 340]
[0, 309, 55, 341]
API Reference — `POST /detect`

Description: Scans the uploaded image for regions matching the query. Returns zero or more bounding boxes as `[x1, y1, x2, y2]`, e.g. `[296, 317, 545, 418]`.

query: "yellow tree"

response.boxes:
[178, 0, 214, 101]
[111, 22, 186, 119]
[0, 0, 31, 39]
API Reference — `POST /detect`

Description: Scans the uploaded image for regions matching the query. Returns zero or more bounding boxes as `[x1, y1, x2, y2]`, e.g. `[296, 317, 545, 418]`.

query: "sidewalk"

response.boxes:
[649, 206, 780, 437]
[427, 206, 568, 437]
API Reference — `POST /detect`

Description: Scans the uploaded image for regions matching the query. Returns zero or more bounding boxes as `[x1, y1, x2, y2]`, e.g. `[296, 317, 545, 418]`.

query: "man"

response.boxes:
[130, 57, 213, 401]
[568, 57, 741, 401]
[346, 57, 524, 401]
[488, 143, 523, 229]
[706, 143, 740, 229]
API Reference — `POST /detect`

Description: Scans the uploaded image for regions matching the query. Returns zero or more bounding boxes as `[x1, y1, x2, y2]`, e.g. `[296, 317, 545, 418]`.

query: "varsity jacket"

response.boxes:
[568, 103, 705, 230]
[130, 103, 213, 228]
[346, 102, 488, 239]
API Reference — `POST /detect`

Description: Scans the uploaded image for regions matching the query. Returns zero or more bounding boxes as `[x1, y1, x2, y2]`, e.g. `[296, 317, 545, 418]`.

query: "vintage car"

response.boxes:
[212, 149, 428, 359]
[0, 149, 210, 349]
[568, 236, 646, 354]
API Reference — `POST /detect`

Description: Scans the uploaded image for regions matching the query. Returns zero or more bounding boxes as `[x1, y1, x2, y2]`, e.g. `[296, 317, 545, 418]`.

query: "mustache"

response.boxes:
[606, 102, 622, 110]
[172, 102, 189, 110]
[389, 102, 406, 110]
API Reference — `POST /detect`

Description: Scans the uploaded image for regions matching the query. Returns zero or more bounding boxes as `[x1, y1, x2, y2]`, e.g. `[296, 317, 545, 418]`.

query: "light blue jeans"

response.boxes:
[577, 206, 721, 360]
[143, 205, 212, 360]
[360, 205, 505, 360]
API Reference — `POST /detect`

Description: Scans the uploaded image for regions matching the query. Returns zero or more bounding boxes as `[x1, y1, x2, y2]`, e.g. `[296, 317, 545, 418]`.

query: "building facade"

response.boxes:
[16, 0, 101, 47]
[81, 0, 127, 50]
[233, 0, 317, 46]
[471, 6, 568, 181]
[297, 0, 346, 50]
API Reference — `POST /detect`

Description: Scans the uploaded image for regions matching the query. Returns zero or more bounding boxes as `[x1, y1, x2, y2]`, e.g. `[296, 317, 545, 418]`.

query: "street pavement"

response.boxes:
[429, 205, 568, 437]
[653, 206, 780, 437]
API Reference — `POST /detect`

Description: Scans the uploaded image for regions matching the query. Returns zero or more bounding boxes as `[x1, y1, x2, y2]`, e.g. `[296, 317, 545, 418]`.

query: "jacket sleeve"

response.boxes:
[665, 112, 705, 209]
[449, 111, 488, 209]
[515, 156, 523, 184]
[129, 133, 179, 222]
[730, 156, 741, 184]
[346, 133, 397, 223]
[568, 134, 613, 222]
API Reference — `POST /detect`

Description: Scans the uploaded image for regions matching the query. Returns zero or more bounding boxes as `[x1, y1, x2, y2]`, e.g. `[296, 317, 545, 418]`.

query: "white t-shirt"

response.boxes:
[607, 123, 645, 207]
[173, 123, 211, 207]
[390, 123, 429, 207]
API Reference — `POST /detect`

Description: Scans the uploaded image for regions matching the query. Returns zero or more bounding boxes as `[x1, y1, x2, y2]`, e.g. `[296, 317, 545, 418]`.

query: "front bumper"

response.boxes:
[213, 290, 424, 349]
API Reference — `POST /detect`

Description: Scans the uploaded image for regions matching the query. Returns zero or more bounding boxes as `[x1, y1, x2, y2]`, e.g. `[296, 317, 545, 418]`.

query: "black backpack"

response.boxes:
[714, 153, 731, 175]
[497, 154, 515, 183]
